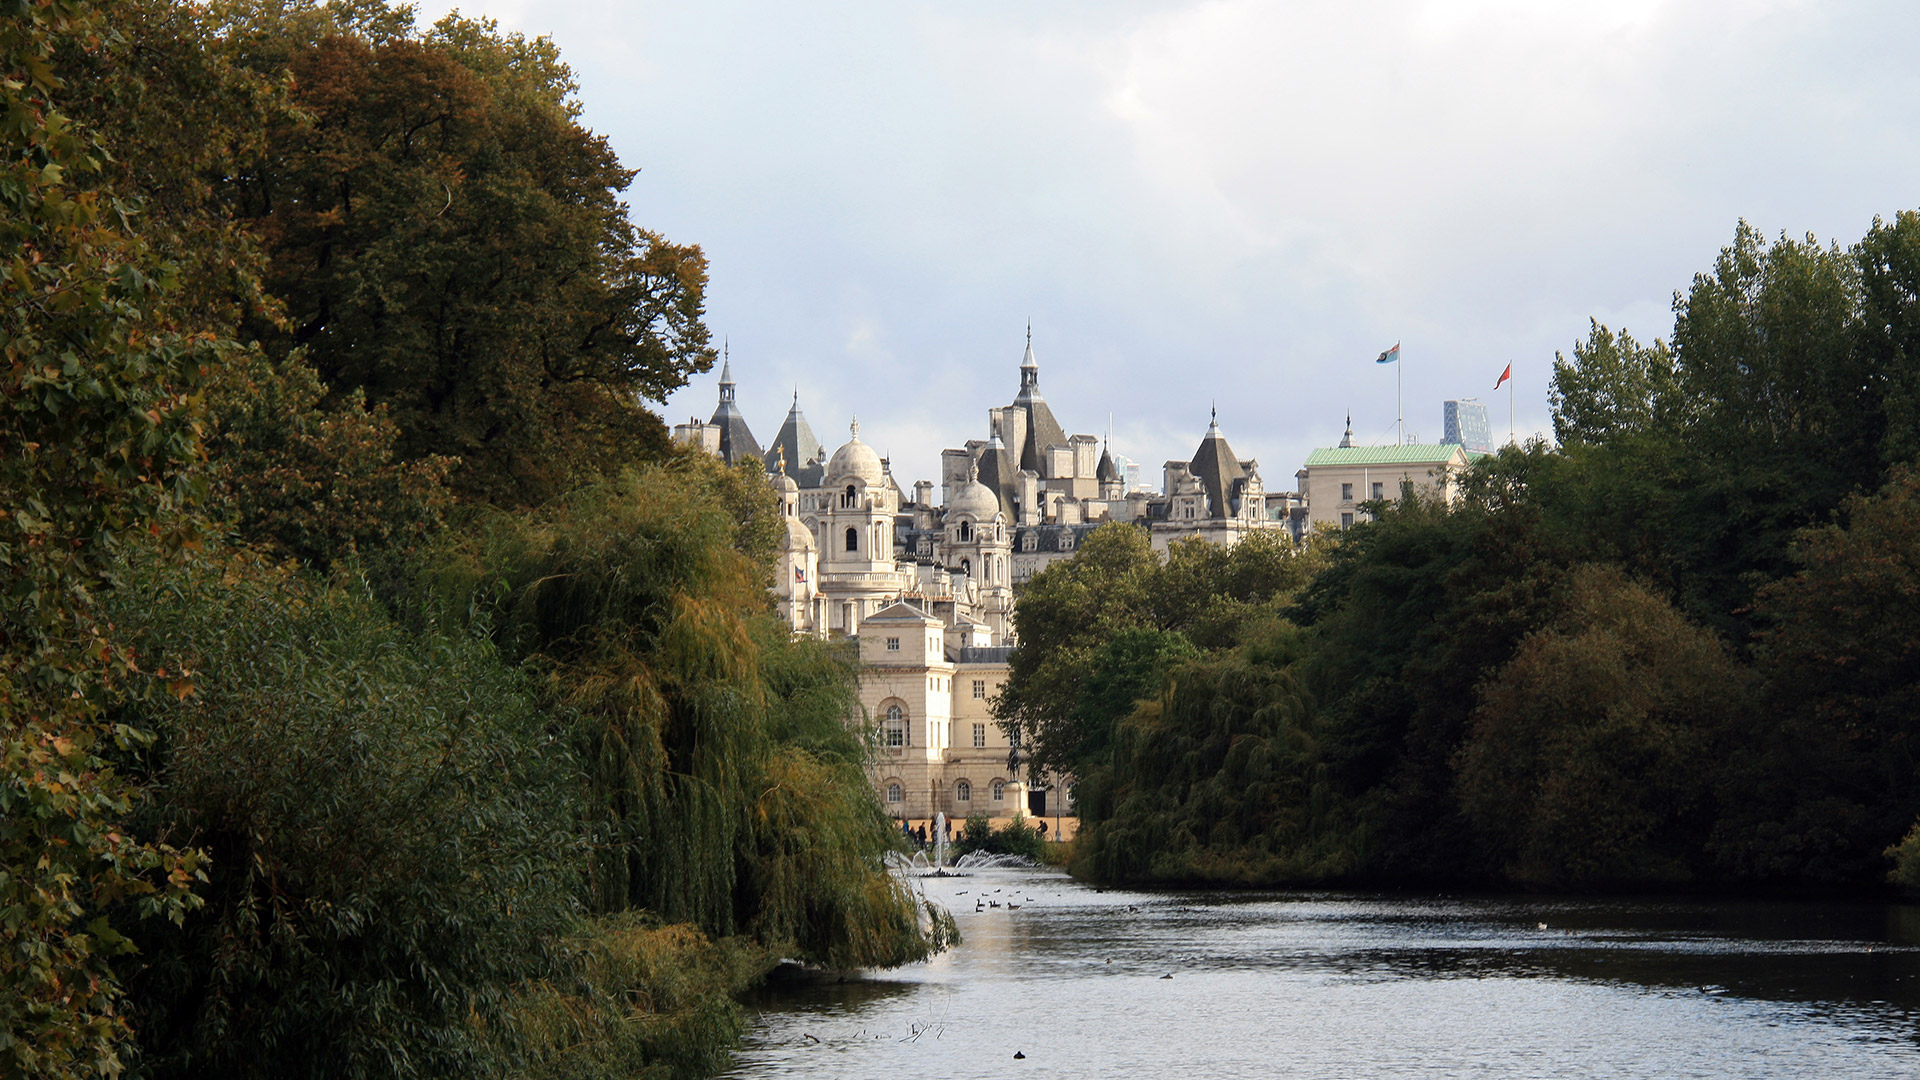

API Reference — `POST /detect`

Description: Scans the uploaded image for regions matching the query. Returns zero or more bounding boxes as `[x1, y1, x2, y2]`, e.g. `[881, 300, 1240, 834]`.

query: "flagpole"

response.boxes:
[1397, 349, 1403, 446]
[1509, 363, 1515, 446]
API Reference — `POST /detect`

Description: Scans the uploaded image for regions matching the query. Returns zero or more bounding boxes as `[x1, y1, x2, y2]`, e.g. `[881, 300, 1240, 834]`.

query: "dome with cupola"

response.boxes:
[827, 417, 885, 485]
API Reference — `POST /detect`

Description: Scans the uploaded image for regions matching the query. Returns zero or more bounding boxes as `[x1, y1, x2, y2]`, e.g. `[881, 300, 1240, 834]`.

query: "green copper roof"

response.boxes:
[1302, 444, 1473, 467]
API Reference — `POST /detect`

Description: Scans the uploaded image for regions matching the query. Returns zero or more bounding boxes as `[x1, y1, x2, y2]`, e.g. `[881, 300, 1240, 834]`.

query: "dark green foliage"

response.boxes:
[2, 1, 215, 1072]
[954, 813, 1046, 861]
[1456, 565, 1750, 886]
[1073, 217, 1920, 893]
[1078, 622, 1351, 885]
[107, 550, 580, 1080]
[997, 522, 1322, 784]
[503, 917, 767, 1080]
[212, 2, 712, 505]
[1712, 465, 1920, 882]
[422, 454, 943, 969]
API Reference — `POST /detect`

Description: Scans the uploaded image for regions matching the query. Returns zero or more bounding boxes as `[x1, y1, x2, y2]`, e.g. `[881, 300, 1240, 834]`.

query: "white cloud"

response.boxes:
[416, 0, 1916, 486]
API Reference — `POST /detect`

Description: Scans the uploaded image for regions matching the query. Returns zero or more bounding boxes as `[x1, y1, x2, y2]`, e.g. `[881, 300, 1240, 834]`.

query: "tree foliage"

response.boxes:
[2, 2, 211, 1073]
[421, 454, 944, 971]
[996, 524, 1320, 783]
[106, 550, 579, 1080]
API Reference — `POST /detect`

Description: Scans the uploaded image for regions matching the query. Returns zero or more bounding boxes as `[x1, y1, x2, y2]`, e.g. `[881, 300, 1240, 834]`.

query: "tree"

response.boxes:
[1456, 565, 1749, 886]
[106, 551, 578, 1080]
[422, 453, 945, 969]
[1716, 465, 1920, 883]
[215, 6, 713, 505]
[1549, 320, 1675, 447]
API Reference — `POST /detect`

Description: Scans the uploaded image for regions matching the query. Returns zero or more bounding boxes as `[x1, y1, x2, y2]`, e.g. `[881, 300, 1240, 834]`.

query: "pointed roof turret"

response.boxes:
[706, 342, 762, 466]
[1338, 413, 1354, 449]
[1008, 324, 1067, 474]
[1189, 409, 1248, 521]
[1096, 445, 1121, 484]
[764, 390, 825, 486]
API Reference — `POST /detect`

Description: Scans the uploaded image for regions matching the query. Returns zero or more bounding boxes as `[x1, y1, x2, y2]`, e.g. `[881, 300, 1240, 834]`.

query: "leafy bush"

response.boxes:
[108, 551, 580, 1080]
[954, 813, 1047, 861]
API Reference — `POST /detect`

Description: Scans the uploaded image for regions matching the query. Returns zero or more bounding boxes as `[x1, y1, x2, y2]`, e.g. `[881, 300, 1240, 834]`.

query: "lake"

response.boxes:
[726, 864, 1920, 1078]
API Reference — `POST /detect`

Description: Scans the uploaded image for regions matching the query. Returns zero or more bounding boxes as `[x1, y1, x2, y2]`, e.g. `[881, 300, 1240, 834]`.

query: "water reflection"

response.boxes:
[727, 868, 1920, 1079]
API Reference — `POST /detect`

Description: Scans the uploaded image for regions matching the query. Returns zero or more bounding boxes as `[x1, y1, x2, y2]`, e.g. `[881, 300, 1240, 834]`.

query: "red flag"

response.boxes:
[1494, 363, 1511, 389]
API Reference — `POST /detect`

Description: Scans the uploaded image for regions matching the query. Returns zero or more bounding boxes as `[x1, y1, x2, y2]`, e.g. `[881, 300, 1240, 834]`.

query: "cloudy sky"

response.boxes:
[417, 0, 1920, 491]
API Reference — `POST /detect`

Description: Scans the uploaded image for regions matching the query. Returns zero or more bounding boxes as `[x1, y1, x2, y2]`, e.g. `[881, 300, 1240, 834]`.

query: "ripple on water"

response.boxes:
[726, 869, 1920, 1079]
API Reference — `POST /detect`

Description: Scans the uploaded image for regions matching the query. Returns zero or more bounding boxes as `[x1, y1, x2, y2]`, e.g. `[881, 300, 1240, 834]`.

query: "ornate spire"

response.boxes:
[1019, 322, 1038, 393]
[1339, 412, 1354, 449]
[1207, 403, 1221, 437]
[718, 339, 734, 402]
[849, 416, 860, 441]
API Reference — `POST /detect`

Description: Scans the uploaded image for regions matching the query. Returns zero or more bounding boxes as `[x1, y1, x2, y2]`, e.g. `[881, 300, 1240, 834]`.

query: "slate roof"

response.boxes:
[708, 363, 763, 466]
[764, 397, 826, 487]
[1188, 415, 1247, 520]
[1096, 447, 1121, 483]
[975, 436, 1022, 521]
[1011, 336, 1068, 474]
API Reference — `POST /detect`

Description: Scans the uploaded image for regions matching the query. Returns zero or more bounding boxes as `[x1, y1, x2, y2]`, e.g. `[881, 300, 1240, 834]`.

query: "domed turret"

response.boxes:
[948, 460, 1001, 520]
[827, 417, 885, 485]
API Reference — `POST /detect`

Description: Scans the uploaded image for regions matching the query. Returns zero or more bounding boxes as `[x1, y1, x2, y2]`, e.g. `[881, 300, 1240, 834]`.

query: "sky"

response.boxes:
[415, 0, 1920, 493]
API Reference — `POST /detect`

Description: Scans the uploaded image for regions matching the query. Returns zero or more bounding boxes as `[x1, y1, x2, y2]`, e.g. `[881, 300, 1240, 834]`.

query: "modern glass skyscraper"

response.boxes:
[1442, 399, 1492, 454]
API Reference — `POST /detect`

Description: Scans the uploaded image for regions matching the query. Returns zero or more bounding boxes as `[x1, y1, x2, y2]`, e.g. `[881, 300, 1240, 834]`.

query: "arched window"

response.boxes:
[883, 704, 906, 748]
[887, 782, 903, 803]
[959, 521, 972, 542]
[992, 779, 1006, 801]
[960, 557, 971, 577]
[956, 780, 972, 802]
[845, 484, 856, 502]
[845, 527, 859, 552]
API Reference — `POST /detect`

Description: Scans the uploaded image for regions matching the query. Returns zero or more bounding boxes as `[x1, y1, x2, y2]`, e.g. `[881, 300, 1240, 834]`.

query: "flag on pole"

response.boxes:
[1495, 363, 1511, 389]
[1376, 342, 1401, 364]
[795, 568, 807, 583]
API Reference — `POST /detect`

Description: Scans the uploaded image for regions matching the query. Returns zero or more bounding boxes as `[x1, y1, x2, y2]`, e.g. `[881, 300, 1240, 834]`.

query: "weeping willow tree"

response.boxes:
[1078, 620, 1358, 885]
[425, 452, 949, 968]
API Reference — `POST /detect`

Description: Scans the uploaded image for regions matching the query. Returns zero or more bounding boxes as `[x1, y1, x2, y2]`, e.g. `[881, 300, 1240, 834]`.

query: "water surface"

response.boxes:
[728, 867, 1920, 1078]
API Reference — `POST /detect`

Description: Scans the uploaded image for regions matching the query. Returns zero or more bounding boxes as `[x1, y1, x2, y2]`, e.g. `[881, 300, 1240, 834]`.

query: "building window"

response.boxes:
[972, 679, 986, 699]
[887, 782, 903, 803]
[845, 527, 858, 552]
[1371, 481, 1384, 500]
[961, 557, 972, 577]
[956, 780, 972, 802]
[1341, 482, 1353, 501]
[1340, 512, 1353, 529]
[886, 636, 900, 651]
[991, 779, 1006, 801]
[1023, 532, 1037, 552]
[884, 704, 906, 747]
[1060, 534, 1074, 551]
[959, 521, 972, 542]
[973, 723, 987, 748]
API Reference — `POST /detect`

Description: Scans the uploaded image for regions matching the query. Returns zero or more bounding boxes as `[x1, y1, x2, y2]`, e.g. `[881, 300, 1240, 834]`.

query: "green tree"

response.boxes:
[1, 2, 212, 1074]
[1715, 465, 1920, 883]
[996, 523, 1320, 784]
[106, 551, 578, 1080]
[423, 454, 945, 969]
[1549, 320, 1676, 447]
[212, 4, 713, 505]
[1079, 621, 1347, 885]
[1456, 564, 1749, 886]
